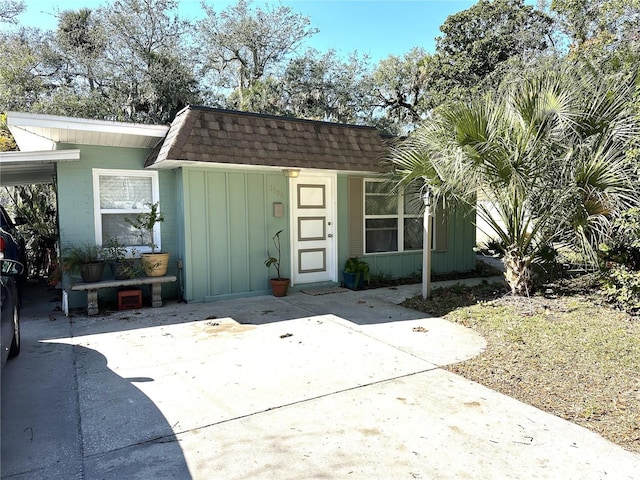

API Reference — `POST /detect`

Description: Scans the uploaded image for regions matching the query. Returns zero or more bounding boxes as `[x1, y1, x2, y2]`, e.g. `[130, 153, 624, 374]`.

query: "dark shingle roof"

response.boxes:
[144, 106, 389, 172]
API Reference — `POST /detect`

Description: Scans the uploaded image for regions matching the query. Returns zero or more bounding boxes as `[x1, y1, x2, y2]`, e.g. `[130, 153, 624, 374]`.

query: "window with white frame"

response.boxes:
[364, 179, 423, 253]
[93, 169, 160, 252]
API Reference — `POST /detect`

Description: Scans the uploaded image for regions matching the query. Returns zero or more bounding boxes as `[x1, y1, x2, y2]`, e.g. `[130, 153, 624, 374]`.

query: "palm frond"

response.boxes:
[388, 65, 640, 293]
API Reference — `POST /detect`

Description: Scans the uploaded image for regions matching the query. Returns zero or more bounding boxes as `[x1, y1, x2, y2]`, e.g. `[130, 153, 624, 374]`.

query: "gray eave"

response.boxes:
[0, 149, 80, 186]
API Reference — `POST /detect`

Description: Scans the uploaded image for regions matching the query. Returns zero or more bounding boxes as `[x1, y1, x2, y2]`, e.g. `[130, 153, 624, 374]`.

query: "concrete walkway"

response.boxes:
[2, 280, 639, 479]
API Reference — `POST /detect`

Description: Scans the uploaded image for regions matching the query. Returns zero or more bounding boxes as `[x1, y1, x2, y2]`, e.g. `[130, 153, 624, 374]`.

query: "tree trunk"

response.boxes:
[503, 248, 533, 296]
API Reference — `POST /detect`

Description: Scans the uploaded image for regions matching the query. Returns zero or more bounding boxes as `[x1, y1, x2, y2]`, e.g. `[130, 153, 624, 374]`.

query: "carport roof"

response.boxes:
[0, 150, 80, 186]
[1, 112, 170, 186]
[144, 106, 391, 173]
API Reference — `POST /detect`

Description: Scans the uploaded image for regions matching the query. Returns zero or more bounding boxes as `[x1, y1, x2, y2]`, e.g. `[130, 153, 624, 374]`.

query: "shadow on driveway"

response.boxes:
[4, 281, 640, 479]
[28, 281, 436, 339]
[1, 306, 192, 479]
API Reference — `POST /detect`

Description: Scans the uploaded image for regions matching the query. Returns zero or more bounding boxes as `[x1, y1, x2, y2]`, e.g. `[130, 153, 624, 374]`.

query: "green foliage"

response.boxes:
[0, 112, 16, 151]
[124, 202, 165, 253]
[56, 8, 104, 58]
[264, 229, 285, 280]
[601, 264, 640, 314]
[390, 66, 640, 295]
[599, 207, 640, 269]
[0, 28, 54, 113]
[343, 257, 371, 286]
[104, 239, 145, 279]
[366, 47, 432, 133]
[101, 238, 127, 262]
[3, 184, 58, 278]
[98, 0, 200, 123]
[0, 0, 200, 123]
[433, 0, 554, 98]
[226, 77, 282, 115]
[599, 207, 640, 313]
[476, 238, 506, 257]
[197, 0, 318, 93]
[278, 48, 370, 125]
[548, 0, 640, 76]
[0, 0, 637, 138]
[368, 271, 393, 285]
[62, 242, 102, 273]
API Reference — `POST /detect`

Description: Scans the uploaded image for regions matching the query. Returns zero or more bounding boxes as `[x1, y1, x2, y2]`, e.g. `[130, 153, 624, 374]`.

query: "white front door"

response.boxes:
[290, 173, 337, 285]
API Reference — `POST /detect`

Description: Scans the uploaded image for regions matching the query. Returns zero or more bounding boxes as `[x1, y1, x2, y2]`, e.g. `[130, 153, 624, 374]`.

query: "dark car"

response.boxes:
[1, 259, 23, 366]
[0, 205, 27, 277]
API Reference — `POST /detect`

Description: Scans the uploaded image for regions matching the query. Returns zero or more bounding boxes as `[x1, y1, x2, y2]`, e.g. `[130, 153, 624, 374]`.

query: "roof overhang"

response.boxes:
[6, 111, 169, 151]
[0, 150, 80, 186]
[146, 158, 382, 177]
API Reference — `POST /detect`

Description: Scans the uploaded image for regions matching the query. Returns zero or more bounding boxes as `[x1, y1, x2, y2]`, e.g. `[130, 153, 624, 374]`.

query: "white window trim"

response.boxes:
[92, 168, 160, 253]
[363, 178, 430, 255]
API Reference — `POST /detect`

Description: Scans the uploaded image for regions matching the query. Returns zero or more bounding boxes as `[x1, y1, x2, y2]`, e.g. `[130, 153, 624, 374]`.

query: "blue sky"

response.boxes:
[11, 0, 483, 62]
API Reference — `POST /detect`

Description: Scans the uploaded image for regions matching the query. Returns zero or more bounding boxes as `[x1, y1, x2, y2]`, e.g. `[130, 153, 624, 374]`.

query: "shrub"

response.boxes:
[599, 208, 640, 314]
[601, 264, 640, 314]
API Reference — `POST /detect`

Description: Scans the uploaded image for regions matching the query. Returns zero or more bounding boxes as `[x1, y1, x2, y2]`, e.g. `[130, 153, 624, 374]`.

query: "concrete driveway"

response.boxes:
[2, 281, 639, 479]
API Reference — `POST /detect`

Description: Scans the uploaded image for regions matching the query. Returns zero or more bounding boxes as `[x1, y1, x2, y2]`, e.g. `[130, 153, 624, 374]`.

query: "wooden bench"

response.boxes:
[71, 275, 177, 315]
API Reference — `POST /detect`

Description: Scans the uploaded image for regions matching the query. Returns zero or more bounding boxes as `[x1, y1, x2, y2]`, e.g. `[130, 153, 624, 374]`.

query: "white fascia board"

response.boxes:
[6, 111, 169, 138]
[148, 159, 380, 177]
[0, 149, 81, 163]
[149, 157, 383, 175]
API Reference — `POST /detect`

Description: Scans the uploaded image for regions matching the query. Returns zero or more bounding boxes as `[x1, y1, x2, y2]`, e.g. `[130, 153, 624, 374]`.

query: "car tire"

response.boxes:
[8, 304, 20, 358]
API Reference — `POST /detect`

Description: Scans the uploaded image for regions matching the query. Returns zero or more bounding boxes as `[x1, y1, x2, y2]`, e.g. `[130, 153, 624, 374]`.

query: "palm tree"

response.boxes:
[389, 67, 639, 295]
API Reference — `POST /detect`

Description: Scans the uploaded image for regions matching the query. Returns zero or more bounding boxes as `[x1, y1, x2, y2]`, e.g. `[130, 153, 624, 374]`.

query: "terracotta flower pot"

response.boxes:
[270, 278, 290, 297]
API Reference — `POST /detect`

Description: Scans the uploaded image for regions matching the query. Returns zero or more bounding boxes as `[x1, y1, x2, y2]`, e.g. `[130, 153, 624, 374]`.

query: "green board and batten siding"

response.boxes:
[35, 107, 476, 309]
[57, 147, 475, 306]
[56, 144, 179, 307]
[339, 175, 476, 281]
[180, 167, 289, 301]
[179, 169, 476, 303]
[358, 211, 477, 277]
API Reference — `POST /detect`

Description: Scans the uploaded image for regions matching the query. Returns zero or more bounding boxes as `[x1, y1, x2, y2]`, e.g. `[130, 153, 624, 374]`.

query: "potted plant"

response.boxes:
[62, 242, 105, 283]
[102, 238, 141, 280]
[343, 257, 370, 290]
[264, 229, 290, 297]
[47, 262, 62, 287]
[125, 202, 169, 277]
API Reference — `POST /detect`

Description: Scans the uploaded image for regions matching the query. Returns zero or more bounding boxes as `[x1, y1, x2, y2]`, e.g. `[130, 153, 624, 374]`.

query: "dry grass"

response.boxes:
[401, 277, 640, 454]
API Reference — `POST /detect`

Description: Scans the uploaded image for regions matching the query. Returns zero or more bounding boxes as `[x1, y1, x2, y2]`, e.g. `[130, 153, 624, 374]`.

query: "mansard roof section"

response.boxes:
[145, 106, 389, 173]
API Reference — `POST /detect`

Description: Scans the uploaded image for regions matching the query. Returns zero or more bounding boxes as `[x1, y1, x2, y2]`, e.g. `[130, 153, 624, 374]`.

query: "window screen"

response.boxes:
[99, 175, 153, 210]
[94, 171, 158, 250]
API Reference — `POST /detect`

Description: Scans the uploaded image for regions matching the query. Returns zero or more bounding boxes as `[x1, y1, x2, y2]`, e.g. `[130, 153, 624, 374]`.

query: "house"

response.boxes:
[2, 107, 476, 308]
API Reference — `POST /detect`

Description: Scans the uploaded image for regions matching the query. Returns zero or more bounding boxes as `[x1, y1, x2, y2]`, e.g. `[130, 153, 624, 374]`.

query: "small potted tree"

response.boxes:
[342, 257, 370, 290]
[63, 242, 105, 283]
[125, 202, 169, 277]
[264, 229, 290, 296]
